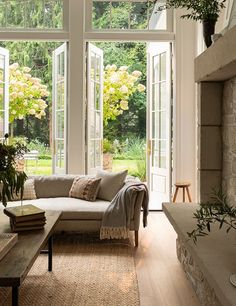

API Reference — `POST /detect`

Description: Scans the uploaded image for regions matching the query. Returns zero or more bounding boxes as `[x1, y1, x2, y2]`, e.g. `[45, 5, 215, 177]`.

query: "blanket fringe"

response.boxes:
[100, 226, 130, 240]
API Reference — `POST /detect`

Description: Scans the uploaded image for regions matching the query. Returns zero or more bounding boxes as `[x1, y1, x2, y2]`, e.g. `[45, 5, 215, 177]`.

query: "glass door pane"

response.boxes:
[52, 43, 67, 174]
[0, 47, 9, 141]
[87, 43, 103, 174]
[147, 42, 171, 210]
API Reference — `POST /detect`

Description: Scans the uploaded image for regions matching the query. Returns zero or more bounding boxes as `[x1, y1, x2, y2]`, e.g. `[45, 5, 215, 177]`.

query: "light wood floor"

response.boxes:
[134, 212, 200, 306]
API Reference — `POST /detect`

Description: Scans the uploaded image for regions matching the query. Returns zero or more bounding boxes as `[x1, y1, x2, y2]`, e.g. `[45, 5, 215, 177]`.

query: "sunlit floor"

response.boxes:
[135, 212, 200, 306]
[148, 197, 163, 210]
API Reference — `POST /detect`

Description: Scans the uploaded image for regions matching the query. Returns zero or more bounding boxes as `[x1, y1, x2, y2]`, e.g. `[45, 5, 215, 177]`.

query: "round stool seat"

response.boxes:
[175, 182, 191, 188]
[173, 182, 192, 203]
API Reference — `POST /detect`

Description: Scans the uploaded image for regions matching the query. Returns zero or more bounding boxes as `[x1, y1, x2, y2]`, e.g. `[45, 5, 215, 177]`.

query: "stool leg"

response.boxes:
[186, 187, 192, 202]
[173, 187, 179, 203]
[183, 187, 185, 202]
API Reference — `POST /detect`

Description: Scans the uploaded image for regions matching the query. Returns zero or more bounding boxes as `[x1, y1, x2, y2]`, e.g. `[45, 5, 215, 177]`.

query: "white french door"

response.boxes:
[52, 43, 67, 174]
[147, 42, 172, 210]
[0, 47, 9, 141]
[86, 43, 103, 174]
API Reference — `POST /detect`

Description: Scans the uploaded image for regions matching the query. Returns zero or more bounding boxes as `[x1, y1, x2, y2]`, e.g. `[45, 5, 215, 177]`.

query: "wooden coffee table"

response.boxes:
[0, 210, 61, 306]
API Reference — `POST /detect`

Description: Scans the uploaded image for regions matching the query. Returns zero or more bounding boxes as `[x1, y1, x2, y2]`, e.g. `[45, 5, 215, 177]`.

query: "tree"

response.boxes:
[103, 64, 145, 125]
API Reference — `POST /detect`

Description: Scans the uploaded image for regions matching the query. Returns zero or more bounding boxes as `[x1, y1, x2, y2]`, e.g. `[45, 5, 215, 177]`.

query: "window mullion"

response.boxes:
[5, 0, 9, 28]
[43, 0, 45, 28]
[109, 1, 112, 29]
[128, 0, 131, 30]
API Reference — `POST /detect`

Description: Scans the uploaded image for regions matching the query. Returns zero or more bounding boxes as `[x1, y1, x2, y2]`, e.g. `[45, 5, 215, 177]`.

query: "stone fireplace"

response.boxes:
[195, 25, 236, 205]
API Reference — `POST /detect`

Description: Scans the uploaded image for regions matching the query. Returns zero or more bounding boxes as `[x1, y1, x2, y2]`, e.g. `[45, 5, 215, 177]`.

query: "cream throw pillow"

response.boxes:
[13, 178, 37, 201]
[69, 177, 101, 202]
[96, 169, 128, 201]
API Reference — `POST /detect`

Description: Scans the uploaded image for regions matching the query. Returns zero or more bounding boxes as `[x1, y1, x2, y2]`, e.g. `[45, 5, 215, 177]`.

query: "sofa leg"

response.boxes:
[135, 231, 138, 247]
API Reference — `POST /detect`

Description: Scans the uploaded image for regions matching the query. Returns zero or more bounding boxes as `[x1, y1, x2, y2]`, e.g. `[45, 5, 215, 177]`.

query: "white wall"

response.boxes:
[173, 9, 197, 201]
[67, 0, 86, 174]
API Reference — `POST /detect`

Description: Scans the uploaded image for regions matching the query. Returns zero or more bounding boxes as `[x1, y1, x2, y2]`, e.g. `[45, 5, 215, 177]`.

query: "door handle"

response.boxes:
[53, 140, 56, 155]
[147, 140, 152, 156]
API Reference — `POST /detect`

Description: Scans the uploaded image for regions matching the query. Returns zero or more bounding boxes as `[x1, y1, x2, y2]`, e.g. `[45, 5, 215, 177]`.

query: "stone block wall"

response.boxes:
[176, 238, 222, 306]
[222, 77, 236, 207]
[197, 82, 223, 202]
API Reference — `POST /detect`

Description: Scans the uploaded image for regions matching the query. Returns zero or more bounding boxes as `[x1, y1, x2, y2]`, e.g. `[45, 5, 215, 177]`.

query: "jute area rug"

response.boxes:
[0, 235, 140, 306]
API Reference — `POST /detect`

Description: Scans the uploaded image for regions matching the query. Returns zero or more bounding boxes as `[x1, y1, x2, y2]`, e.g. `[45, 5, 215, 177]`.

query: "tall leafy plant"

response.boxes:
[0, 134, 27, 207]
[155, 0, 226, 21]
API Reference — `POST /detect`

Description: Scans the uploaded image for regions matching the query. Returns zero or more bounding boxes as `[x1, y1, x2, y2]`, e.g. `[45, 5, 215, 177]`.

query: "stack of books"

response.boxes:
[4, 204, 46, 232]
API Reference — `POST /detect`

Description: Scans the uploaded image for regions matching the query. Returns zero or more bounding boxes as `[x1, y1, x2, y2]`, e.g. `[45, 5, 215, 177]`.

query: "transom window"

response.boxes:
[0, 0, 63, 30]
[92, 0, 167, 30]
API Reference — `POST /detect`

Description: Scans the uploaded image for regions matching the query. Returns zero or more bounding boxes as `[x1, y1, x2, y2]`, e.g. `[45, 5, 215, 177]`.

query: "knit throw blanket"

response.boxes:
[100, 182, 149, 240]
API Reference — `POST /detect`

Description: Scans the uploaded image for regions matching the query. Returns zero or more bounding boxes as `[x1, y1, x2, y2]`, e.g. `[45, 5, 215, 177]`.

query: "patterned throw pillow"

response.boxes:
[69, 177, 102, 202]
[13, 178, 37, 201]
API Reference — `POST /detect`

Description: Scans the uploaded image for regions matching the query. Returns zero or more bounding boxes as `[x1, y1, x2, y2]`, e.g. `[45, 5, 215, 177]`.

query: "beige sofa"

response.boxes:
[7, 175, 147, 246]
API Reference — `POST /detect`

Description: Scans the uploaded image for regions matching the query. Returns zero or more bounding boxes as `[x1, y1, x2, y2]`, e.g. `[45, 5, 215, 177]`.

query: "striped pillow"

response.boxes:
[69, 177, 101, 202]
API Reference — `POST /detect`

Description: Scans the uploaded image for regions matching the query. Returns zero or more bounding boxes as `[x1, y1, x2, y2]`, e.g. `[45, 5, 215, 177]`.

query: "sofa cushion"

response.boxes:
[69, 177, 101, 201]
[96, 169, 128, 201]
[32, 175, 77, 198]
[7, 198, 110, 220]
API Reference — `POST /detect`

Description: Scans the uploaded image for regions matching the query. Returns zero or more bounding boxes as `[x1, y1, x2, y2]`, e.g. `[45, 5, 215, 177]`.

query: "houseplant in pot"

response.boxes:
[0, 134, 27, 259]
[0, 134, 27, 207]
[155, 0, 226, 47]
[187, 189, 236, 286]
[103, 138, 115, 171]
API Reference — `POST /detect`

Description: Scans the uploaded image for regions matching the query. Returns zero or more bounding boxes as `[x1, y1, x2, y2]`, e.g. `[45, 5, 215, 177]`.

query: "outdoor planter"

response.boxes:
[103, 153, 113, 171]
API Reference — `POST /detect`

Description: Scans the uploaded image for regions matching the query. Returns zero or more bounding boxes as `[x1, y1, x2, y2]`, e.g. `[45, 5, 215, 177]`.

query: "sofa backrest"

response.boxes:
[31, 174, 140, 199]
[32, 175, 77, 198]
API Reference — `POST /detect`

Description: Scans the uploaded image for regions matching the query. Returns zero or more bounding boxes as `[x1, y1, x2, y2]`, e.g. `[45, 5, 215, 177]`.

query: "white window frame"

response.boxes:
[0, 0, 177, 178]
[85, 0, 173, 33]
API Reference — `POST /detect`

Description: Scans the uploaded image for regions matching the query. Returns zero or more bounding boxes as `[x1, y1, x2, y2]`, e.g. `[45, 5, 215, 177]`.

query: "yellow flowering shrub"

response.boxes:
[8, 63, 49, 123]
[103, 65, 145, 125]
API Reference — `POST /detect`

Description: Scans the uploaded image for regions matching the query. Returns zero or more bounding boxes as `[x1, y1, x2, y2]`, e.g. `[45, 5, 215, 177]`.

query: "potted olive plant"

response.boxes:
[187, 190, 236, 242]
[155, 0, 226, 47]
[0, 134, 27, 207]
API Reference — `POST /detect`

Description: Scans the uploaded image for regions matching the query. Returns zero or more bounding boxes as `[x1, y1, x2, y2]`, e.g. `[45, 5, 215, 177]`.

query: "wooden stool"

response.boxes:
[173, 182, 192, 203]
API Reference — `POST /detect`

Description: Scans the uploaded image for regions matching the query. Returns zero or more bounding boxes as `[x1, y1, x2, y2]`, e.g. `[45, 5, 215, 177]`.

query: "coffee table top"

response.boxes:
[0, 210, 61, 287]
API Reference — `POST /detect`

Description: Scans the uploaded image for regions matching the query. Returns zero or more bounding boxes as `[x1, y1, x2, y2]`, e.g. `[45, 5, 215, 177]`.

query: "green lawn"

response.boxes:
[25, 159, 52, 175]
[25, 159, 140, 176]
[112, 159, 140, 173]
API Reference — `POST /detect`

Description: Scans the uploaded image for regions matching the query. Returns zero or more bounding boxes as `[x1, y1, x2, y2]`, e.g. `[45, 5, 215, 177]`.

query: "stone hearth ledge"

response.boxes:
[195, 25, 236, 82]
[163, 203, 236, 306]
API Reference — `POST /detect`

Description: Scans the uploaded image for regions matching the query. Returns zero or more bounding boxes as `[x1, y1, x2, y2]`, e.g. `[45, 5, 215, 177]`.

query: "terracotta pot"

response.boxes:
[103, 153, 113, 171]
[202, 19, 216, 48]
[15, 158, 25, 172]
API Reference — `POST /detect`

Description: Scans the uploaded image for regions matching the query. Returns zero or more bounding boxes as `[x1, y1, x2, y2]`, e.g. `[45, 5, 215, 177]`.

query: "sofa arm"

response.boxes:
[132, 189, 145, 230]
